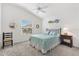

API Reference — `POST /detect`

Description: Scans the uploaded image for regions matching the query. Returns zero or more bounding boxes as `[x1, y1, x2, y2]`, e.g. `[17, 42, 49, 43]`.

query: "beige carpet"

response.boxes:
[0, 41, 79, 56]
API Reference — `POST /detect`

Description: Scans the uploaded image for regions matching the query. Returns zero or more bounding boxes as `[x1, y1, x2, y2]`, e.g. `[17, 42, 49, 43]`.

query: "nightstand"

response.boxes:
[60, 35, 73, 47]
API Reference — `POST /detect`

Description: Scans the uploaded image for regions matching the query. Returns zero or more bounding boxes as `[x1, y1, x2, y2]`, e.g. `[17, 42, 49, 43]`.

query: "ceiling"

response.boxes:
[16, 3, 52, 19]
[16, 3, 79, 20]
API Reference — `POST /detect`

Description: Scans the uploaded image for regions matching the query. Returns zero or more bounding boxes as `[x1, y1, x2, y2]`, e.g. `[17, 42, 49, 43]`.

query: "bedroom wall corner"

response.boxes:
[0, 3, 2, 47]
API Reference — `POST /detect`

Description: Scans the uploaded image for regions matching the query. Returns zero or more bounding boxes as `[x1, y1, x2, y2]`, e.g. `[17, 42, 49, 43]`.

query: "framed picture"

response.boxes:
[9, 23, 16, 29]
[20, 20, 32, 34]
[36, 24, 39, 29]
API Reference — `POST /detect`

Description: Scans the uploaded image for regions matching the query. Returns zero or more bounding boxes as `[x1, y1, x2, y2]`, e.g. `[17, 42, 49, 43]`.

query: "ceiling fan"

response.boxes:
[33, 3, 49, 13]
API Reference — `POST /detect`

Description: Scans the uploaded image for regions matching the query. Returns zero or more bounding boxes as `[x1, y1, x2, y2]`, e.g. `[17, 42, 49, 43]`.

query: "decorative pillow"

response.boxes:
[48, 29, 60, 37]
[49, 31, 56, 36]
[45, 28, 60, 37]
[48, 31, 51, 35]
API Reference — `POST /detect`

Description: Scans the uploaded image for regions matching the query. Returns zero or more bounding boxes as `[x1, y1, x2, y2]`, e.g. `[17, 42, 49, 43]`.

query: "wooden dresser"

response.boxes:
[60, 35, 73, 47]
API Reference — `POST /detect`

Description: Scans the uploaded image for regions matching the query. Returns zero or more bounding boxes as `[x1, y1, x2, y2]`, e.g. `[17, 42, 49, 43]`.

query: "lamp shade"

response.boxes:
[62, 27, 69, 35]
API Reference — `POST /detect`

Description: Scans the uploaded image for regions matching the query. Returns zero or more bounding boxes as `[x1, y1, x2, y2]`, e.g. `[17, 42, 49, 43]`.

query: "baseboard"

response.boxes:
[13, 40, 29, 45]
[0, 40, 29, 48]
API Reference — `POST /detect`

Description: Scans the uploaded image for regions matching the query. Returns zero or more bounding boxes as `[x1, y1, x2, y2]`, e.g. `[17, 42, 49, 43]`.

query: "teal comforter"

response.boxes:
[30, 33, 60, 53]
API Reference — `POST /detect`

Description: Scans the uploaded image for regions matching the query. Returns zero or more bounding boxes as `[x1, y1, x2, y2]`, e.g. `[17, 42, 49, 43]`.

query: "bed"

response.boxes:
[29, 29, 61, 54]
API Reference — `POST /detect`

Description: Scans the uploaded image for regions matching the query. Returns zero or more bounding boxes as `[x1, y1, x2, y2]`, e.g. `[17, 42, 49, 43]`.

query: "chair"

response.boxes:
[2, 32, 13, 48]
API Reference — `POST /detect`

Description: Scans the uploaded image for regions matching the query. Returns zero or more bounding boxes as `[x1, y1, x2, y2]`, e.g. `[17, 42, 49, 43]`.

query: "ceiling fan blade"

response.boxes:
[36, 3, 48, 9]
[32, 3, 48, 14]
[41, 5, 48, 9]
[40, 9, 46, 13]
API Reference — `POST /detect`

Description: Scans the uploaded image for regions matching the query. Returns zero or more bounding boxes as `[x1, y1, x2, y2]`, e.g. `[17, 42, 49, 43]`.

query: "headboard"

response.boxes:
[46, 28, 61, 36]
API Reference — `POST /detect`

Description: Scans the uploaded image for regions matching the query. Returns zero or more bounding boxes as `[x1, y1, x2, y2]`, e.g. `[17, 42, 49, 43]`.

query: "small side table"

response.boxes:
[60, 35, 73, 47]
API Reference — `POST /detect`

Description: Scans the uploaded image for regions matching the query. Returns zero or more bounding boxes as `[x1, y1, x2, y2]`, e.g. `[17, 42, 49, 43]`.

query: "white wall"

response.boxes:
[2, 3, 42, 43]
[43, 16, 62, 33]
[0, 4, 1, 33]
[42, 4, 79, 47]
[0, 4, 2, 46]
